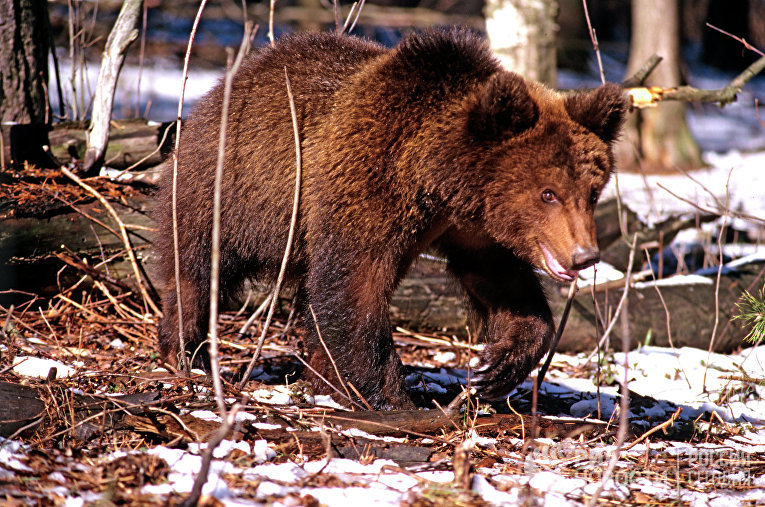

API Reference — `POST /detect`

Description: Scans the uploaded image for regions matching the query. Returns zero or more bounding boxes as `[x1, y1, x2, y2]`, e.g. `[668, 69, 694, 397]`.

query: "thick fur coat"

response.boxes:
[155, 29, 628, 409]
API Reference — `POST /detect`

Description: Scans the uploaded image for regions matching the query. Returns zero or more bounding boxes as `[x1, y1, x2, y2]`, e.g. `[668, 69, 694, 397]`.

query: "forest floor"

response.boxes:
[0, 252, 763, 505]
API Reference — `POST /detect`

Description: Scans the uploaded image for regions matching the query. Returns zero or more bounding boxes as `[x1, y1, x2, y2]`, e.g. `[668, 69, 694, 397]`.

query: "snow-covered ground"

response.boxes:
[604, 150, 765, 232]
[5, 344, 764, 506]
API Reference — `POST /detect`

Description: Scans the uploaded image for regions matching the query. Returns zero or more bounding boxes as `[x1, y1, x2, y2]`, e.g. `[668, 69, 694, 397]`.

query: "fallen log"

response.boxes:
[0, 382, 45, 437]
[0, 380, 161, 439]
[294, 408, 608, 440]
[1, 120, 174, 171]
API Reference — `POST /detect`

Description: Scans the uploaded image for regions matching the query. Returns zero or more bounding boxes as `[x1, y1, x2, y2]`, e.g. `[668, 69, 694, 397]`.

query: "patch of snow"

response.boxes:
[187, 439, 257, 460]
[726, 251, 765, 268]
[0, 438, 32, 477]
[248, 385, 297, 405]
[298, 486, 405, 506]
[633, 274, 714, 288]
[340, 428, 407, 443]
[143, 446, 238, 497]
[12, 356, 75, 379]
[432, 351, 457, 364]
[250, 421, 283, 430]
[109, 338, 125, 349]
[578, 261, 625, 286]
[606, 151, 765, 230]
[530, 470, 588, 496]
[189, 410, 221, 422]
[472, 474, 520, 504]
[311, 394, 349, 410]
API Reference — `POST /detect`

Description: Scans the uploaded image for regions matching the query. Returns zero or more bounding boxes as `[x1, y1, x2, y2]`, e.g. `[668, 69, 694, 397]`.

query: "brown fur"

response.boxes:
[155, 29, 628, 409]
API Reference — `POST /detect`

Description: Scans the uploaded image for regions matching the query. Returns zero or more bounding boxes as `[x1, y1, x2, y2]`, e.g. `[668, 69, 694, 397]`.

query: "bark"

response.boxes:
[84, 0, 142, 176]
[0, 382, 161, 439]
[484, 0, 558, 86]
[0, 0, 50, 124]
[617, 0, 702, 173]
[1, 119, 174, 171]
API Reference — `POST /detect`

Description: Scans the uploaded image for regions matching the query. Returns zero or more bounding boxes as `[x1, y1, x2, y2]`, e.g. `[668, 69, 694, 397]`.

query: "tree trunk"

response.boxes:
[83, 0, 142, 176]
[484, 0, 558, 86]
[617, 0, 702, 173]
[0, 0, 50, 124]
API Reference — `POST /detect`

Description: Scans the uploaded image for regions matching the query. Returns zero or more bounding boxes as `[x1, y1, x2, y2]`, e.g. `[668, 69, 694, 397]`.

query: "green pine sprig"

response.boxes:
[734, 286, 765, 345]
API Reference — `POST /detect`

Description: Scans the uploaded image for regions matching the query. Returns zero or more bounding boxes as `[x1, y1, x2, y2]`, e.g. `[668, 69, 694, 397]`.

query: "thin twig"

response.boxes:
[239, 67, 302, 388]
[623, 407, 682, 451]
[54, 251, 134, 296]
[268, 0, 276, 46]
[60, 167, 160, 317]
[581, 0, 605, 84]
[641, 249, 691, 389]
[2, 305, 14, 337]
[136, 1, 147, 117]
[239, 293, 272, 336]
[706, 23, 764, 57]
[655, 182, 764, 224]
[347, 0, 366, 34]
[659, 54, 765, 105]
[290, 353, 366, 410]
[209, 25, 253, 417]
[123, 121, 174, 172]
[182, 405, 240, 507]
[586, 267, 634, 507]
[346, 381, 373, 411]
[536, 279, 578, 389]
[333, 0, 340, 33]
[341, 0, 366, 35]
[171, 0, 209, 374]
[621, 54, 662, 88]
[340, 1, 358, 34]
[703, 168, 734, 391]
[586, 233, 639, 362]
[308, 304, 354, 406]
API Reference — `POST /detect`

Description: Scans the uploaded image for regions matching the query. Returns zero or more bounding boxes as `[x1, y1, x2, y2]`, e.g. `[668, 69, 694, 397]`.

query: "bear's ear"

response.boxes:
[564, 83, 628, 144]
[467, 72, 539, 142]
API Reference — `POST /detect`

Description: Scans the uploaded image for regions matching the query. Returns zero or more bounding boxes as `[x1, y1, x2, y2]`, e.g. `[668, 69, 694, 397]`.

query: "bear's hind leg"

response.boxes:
[444, 243, 555, 400]
[158, 271, 211, 369]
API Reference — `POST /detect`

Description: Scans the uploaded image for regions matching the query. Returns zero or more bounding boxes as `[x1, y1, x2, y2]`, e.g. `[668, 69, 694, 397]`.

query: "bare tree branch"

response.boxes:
[172, 0, 210, 375]
[239, 66, 302, 388]
[208, 24, 253, 417]
[629, 55, 765, 107]
[83, 0, 141, 175]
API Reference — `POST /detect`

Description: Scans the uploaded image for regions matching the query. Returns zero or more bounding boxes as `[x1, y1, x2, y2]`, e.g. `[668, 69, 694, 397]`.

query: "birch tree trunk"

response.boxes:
[484, 0, 558, 86]
[0, 0, 50, 124]
[618, 0, 701, 172]
[83, 0, 142, 176]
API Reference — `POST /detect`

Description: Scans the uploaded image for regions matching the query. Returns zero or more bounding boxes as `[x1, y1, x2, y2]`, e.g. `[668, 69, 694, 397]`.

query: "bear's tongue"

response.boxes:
[539, 242, 579, 281]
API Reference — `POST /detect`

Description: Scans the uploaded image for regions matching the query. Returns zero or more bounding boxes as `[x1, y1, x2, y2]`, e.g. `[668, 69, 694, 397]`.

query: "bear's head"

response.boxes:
[463, 73, 628, 282]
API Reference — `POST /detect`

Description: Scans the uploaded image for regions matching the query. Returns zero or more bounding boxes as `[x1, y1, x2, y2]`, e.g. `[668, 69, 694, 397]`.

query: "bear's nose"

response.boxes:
[571, 246, 600, 271]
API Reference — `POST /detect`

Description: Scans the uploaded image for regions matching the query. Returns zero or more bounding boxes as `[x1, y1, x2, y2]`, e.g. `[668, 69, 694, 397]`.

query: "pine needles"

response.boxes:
[734, 286, 765, 345]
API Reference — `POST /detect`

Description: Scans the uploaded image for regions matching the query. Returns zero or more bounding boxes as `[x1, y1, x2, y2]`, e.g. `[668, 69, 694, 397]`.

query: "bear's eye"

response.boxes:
[541, 189, 558, 203]
[589, 190, 599, 205]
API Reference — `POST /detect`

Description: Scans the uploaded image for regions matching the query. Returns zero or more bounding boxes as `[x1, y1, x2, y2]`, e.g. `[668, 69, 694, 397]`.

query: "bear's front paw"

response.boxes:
[469, 349, 542, 401]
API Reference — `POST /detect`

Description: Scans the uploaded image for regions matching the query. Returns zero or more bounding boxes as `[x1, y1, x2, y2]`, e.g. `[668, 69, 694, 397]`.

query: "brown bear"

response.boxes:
[155, 29, 628, 410]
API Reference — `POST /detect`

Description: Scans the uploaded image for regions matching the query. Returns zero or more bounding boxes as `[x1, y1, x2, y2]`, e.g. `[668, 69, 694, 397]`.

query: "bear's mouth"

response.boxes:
[538, 241, 579, 282]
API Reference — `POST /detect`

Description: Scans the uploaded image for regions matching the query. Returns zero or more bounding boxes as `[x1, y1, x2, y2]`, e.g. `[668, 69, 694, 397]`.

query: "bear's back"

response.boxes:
[155, 34, 387, 275]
